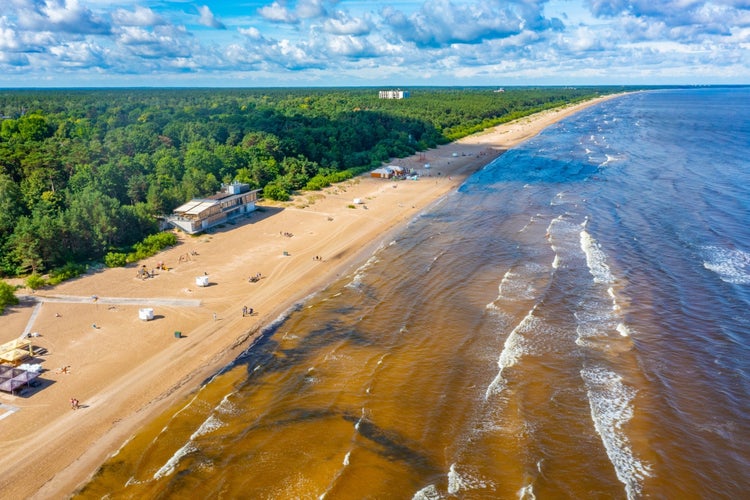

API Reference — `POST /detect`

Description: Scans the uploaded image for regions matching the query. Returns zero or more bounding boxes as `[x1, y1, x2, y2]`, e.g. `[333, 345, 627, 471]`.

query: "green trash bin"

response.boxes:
[174, 331, 182, 338]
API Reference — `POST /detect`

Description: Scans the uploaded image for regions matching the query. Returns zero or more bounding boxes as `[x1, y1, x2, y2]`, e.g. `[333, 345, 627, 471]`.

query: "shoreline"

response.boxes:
[0, 94, 623, 499]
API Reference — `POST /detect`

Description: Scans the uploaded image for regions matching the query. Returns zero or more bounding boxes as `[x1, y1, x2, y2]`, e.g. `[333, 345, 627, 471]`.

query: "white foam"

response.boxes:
[354, 407, 366, 431]
[446, 463, 491, 495]
[412, 484, 441, 500]
[485, 307, 537, 399]
[702, 246, 750, 284]
[581, 366, 651, 499]
[345, 254, 380, 290]
[190, 414, 224, 440]
[153, 441, 197, 479]
[607, 287, 620, 311]
[518, 483, 536, 499]
[580, 229, 614, 284]
[489, 262, 551, 307]
[616, 323, 631, 337]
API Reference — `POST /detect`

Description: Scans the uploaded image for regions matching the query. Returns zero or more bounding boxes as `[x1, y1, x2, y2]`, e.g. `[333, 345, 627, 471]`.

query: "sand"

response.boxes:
[0, 95, 620, 499]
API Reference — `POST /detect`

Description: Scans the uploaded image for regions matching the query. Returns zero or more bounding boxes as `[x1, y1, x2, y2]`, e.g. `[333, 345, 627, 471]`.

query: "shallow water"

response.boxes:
[78, 88, 750, 499]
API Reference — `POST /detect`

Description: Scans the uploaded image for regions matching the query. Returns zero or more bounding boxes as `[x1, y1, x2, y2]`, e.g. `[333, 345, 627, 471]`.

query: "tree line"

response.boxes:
[0, 86, 627, 279]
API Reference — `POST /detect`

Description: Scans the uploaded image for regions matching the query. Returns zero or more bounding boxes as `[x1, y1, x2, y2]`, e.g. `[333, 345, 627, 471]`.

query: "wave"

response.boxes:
[447, 463, 493, 496]
[485, 307, 538, 400]
[702, 245, 750, 284]
[580, 225, 615, 285]
[152, 442, 197, 480]
[581, 366, 651, 500]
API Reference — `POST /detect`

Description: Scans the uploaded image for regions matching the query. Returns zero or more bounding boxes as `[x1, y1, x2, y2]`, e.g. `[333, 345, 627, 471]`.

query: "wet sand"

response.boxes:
[0, 95, 619, 499]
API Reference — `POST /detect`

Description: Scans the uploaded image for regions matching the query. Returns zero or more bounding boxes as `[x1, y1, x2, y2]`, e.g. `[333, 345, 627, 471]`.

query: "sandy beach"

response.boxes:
[0, 95, 618, 499]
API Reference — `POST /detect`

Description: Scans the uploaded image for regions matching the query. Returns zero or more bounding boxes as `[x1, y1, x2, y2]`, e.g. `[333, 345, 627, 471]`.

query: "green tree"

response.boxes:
[18, 114, 52, 141]
[63, 188, 121, 260]
[0, 173, 22, 239]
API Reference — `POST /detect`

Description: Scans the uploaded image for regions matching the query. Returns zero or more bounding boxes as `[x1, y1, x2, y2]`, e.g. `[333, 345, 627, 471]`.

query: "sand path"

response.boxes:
[0, 95, 621, 499]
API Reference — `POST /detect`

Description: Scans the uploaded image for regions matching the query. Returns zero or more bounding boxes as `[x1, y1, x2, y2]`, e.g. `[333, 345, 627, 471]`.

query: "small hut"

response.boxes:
[370, 167, 394, 179]
[195, 275, 209, 287]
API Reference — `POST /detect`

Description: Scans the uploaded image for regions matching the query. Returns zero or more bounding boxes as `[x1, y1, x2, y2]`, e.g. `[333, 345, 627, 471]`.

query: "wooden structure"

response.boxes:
[371, 167, 394, 179]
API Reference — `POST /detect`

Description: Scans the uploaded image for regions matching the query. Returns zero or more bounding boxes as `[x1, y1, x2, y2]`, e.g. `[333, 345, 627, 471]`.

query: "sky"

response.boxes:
[1, 0, 749, 87]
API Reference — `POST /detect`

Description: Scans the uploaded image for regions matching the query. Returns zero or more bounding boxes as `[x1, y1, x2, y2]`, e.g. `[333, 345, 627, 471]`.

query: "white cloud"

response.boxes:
[0, 17, 22, 51]
[111, 6, 166, 27]
[258, 1, 299, 23]
[322, 11, 372, 35]
[17, 0, 111, 34]
[198, 5, 226, 29]
[0, 1, 749, 86]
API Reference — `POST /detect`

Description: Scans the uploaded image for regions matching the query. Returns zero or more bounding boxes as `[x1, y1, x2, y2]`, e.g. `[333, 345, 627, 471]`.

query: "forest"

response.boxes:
[0, 86, 627, 279]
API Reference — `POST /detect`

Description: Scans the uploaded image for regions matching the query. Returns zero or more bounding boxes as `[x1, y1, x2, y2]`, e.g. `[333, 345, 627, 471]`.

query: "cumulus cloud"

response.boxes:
[116, 24, 195, 59]
[48, 40, 106, 67]
[111, 6, 166, 27]
[258, 0, 335, 24]
[258, 1, 300, 23]
[0, 17, 22, 51]
[322, 11, 373, 36]
[382, 0, 562, 48]
[16, 0, 111, 35]
[198, 5, 226, 29]
[0, 0, 749, 86]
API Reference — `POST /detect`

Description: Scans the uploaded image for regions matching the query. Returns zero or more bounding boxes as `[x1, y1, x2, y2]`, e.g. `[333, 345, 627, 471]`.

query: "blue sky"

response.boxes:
[1, 0, 748, 87]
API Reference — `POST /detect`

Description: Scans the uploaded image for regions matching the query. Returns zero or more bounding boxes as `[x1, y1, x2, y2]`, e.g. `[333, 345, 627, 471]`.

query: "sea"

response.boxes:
[76, 87, 749, 499]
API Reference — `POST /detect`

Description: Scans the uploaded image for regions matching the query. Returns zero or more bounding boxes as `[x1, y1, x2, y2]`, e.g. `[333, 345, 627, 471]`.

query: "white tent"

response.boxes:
[196, 275, 209, 287]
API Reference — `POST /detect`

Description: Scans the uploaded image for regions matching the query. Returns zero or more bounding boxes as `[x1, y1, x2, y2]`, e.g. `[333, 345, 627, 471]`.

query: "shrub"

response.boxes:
[48, 263, 86, 285]
[0, 280, 19, 314]
[26, 274, 47, 290]
[263, 182, 290, 201]
[104, 252, 128, 268]
[126, 231, 178, 263]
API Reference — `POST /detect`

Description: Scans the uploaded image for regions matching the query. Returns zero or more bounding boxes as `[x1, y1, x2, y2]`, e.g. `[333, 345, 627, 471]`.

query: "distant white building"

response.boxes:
[379, 89, 410, 99]
[169, 182, 260, 234]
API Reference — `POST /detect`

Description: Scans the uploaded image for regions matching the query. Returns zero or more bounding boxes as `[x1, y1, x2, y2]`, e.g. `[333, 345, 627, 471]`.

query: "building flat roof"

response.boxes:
[173, 199, 218, 215]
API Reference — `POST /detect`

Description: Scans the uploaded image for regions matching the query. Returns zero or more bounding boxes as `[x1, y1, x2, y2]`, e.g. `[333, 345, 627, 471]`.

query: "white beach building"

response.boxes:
[168, 182, 261, 234]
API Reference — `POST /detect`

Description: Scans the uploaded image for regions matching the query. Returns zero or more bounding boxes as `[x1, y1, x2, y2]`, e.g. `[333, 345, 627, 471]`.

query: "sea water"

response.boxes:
[77, 88, 750, 499]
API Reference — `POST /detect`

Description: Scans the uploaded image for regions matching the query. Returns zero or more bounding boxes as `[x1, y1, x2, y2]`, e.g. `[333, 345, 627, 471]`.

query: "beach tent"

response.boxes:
[138, 308, 154, 321]
[0, 365, 40, 393]
[195, 275, 209, 287]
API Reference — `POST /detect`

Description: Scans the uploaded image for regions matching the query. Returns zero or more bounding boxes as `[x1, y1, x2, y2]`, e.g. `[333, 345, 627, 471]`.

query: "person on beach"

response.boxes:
[70, 398, 79, 410]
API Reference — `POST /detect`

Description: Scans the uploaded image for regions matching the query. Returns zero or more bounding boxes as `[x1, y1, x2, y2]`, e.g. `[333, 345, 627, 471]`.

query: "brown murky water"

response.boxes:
[77, 91, 750, 499]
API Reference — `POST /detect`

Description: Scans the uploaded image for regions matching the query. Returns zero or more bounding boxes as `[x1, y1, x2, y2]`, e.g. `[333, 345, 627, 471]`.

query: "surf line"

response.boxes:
[485, 305, 538, 400]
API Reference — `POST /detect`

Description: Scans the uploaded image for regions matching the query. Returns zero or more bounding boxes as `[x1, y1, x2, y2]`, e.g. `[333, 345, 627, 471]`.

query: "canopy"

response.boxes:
[0, 365, 40, 393]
